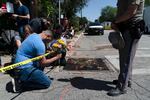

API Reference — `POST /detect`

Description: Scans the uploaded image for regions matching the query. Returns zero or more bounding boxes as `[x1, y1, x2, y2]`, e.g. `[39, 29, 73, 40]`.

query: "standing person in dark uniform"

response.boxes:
[108, 0, 145, 96]
[12, 0, 30, 38]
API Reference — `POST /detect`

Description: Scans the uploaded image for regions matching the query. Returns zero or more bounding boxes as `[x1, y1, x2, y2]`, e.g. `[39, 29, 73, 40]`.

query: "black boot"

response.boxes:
[128, 81, 132, 88]
[107, 87, 126, 96]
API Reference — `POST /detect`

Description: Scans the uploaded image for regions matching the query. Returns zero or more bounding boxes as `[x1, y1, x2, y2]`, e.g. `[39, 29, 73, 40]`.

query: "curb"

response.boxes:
[95, 44, 113, 50]
[66, 32, 83, 57]
[104, 56, 119, 73]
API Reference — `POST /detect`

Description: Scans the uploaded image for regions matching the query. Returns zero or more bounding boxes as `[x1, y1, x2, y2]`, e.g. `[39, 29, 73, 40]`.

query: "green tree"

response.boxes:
[145, 0, 150, 6]
[79, 17, 88, 25]
[40, 0, 56, 18]
[70, 16, 80, 31]
[62, 0, 89, 19]
[99, 6, 117, 22]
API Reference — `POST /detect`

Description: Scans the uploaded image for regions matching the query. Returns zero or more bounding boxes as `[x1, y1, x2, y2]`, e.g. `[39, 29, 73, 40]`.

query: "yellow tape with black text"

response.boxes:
[0, 52, 53, 73]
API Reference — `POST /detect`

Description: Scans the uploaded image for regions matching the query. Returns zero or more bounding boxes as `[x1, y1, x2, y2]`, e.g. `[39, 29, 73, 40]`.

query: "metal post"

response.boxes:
[81, 8, 82, 18]
[59, 0, 61, 25]
[80, 0, 82, 18]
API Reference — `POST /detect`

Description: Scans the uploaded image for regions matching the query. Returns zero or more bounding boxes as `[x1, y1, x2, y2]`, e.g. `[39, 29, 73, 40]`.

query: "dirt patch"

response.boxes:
[64, 58, 109, 71]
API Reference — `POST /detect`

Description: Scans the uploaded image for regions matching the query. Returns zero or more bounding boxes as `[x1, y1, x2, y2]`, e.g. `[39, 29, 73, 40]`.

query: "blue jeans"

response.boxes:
[18, 67, 51, 90]
[18, 26, 24, 39]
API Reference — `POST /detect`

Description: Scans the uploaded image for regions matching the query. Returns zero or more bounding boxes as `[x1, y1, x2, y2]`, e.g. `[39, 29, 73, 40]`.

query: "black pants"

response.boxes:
[117, 30, 139, 90]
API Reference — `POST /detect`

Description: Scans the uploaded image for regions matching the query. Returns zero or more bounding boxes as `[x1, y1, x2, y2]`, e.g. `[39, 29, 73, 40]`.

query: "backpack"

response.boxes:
[1, 30, 19, 53]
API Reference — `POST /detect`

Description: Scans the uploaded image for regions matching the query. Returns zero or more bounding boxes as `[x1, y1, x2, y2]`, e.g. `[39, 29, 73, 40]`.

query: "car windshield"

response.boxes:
[89, 22, 101, 26]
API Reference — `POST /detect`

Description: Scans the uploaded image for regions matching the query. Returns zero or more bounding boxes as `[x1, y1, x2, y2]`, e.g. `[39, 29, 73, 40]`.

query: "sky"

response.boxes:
[77, 0, 117, 21]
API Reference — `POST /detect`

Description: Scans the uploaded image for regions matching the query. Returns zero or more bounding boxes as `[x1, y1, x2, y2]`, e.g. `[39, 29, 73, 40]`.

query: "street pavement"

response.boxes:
[0, 30, 150, 100]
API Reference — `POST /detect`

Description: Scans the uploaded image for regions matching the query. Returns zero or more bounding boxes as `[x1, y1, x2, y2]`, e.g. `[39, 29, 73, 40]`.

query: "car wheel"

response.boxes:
[101, 30, 104, 35]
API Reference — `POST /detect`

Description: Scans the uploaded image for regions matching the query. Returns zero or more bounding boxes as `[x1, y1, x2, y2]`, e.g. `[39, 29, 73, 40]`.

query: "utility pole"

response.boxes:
[81, 0, 83, 18]
[59, 0, 61, 25]
[81, 8, 82, 18]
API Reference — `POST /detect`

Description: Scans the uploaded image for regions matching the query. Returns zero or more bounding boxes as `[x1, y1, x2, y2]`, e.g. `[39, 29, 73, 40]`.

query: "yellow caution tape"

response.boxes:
[0, 52, 53, 73]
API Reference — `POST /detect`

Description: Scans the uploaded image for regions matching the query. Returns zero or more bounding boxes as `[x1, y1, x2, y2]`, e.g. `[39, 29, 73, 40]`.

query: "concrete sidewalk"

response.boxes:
[1, 69, 148, 100]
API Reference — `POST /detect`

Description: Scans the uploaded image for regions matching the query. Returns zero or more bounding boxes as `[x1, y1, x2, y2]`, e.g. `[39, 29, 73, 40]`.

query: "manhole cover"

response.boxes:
[64, 58, 109, 71]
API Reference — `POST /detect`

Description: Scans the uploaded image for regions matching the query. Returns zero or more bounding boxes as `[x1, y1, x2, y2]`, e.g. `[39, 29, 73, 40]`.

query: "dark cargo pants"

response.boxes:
[117, 30, 139, 90]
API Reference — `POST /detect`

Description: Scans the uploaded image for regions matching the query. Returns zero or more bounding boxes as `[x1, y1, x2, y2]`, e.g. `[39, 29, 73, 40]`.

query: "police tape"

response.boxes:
[0, 52, 53, 73]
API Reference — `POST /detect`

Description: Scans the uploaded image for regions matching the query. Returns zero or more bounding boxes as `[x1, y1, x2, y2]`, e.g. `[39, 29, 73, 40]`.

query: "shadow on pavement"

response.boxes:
[58, 77, 114, 91]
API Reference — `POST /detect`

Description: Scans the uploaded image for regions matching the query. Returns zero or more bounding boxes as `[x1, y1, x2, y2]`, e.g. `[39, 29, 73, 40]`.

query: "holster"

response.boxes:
[117, 20, 145, 39]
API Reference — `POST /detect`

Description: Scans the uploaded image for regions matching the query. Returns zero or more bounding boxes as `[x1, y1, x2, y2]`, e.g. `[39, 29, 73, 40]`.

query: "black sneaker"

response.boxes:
[107, 87, 126, 96]
[11, 78, 22, 93]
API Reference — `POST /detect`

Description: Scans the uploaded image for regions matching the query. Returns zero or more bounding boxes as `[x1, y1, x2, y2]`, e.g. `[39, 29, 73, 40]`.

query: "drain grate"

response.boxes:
[64, 58, 109, 71]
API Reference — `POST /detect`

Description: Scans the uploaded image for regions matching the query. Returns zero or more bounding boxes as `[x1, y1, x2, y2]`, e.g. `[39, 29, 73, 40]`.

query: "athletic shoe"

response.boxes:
[11, 78, 21, 93]
[107, 87, 127, 96]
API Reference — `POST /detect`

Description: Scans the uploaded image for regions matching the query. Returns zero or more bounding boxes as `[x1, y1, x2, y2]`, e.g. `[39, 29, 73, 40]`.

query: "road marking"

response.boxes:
[133, 69, 150, 75]
[138, 48, 150, 50]
[105, 55, 150, 75]
[106, 54, 150, 58]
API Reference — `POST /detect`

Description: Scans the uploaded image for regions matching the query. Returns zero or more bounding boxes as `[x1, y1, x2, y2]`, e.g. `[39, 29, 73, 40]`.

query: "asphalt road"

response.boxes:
[71, 31, 118, 58]
[0, 30, 150, 100]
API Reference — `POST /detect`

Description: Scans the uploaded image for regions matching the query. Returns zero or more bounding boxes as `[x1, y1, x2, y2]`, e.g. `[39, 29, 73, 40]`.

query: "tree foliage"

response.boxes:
[145, 0, 150, 6]
[99, 6, 117, 22]
[62, 0, 89, 19]
[39, 0, 57, 18]
[79, 17, 88, 25]
[70, 16, 80, 30]
[38, 0, 89, 28]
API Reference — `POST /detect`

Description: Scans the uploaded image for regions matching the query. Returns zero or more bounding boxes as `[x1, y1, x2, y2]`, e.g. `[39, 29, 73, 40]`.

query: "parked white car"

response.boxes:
[86, 22, 104, 35]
